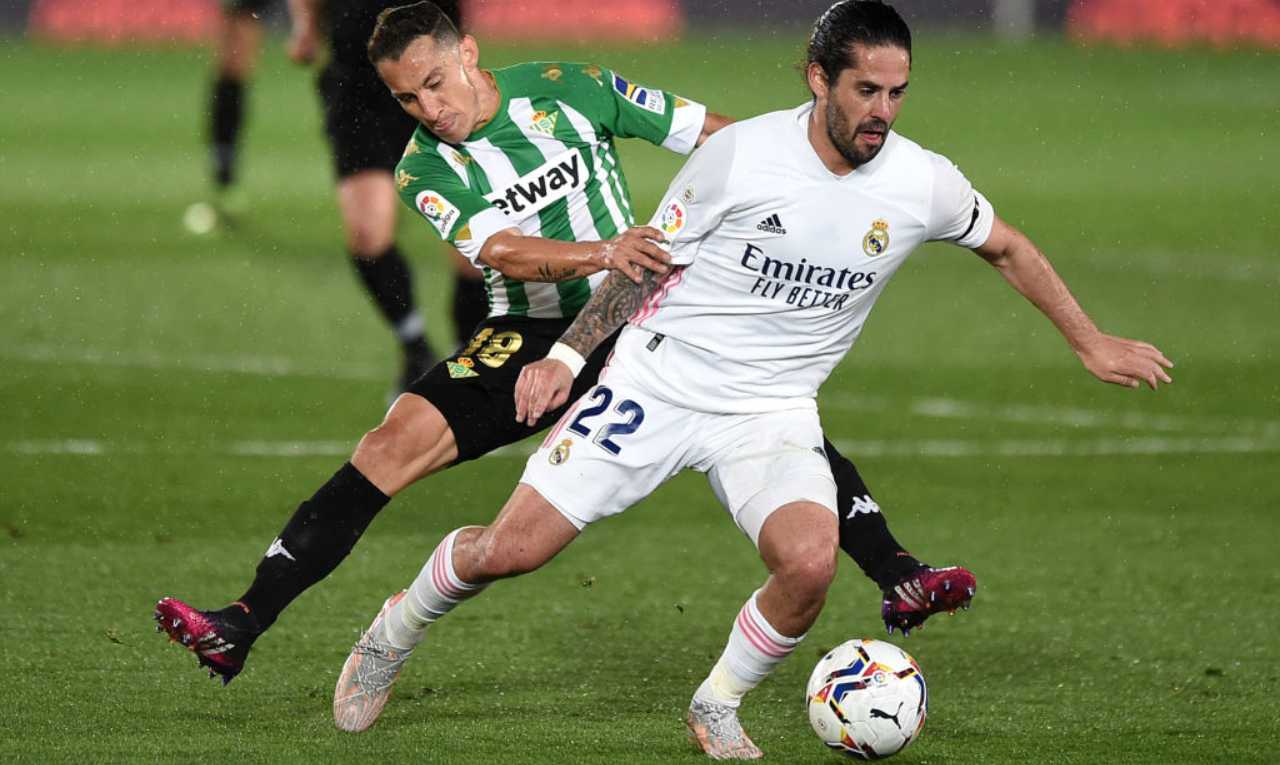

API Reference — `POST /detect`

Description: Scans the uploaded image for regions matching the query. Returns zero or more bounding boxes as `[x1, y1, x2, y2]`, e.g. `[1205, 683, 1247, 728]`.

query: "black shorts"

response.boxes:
[317, 64, 419, 178]
[408, 315, 619, 464]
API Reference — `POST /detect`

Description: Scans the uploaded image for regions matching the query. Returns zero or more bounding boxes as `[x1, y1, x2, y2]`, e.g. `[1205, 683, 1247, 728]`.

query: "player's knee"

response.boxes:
[775, 538, 838, 599]
[344, 222, 394, 257]
[352, 417, 417, 476]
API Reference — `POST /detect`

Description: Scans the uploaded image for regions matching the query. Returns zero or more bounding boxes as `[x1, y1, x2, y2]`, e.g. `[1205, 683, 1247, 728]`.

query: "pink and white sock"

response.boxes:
[384, 527, 487, 650]
[693, 590, 804, 708]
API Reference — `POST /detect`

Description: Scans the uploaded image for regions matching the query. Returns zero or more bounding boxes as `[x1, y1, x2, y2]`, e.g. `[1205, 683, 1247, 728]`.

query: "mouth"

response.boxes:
[857, 129, 885, 145]
[433, 115, 455, 135]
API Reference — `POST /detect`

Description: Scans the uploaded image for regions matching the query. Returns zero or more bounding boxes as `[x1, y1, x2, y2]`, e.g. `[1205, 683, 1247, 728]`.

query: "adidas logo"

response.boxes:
[756, 213, 786, 235]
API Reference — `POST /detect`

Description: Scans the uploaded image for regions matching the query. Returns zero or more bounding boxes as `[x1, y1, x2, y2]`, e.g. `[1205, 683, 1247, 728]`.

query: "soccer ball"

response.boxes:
[805, 638, 927, 760]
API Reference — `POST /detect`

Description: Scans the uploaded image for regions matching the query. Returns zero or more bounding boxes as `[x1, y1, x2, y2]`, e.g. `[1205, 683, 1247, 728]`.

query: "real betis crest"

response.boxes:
[447, 358, 478, 379]
[530, 110, 558, 136]
[862, 218, 890, 257]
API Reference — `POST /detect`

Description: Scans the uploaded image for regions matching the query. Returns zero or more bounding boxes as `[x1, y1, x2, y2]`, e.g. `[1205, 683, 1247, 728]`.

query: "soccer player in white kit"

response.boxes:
[334, 2, 1173, 756]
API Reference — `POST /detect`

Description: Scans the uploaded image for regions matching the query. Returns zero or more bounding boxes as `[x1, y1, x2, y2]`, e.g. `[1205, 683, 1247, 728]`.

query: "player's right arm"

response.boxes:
[397, 140, 669, 284]
[514, 128, 740, 423]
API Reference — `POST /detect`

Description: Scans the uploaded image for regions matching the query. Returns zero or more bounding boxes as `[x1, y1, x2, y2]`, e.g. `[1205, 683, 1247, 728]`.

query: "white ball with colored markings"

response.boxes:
[806, 638, 927, 760]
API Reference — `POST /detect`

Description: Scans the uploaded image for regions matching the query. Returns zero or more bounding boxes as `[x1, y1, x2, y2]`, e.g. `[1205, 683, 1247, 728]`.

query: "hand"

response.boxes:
[1074, 333, 1174, 389]
[595, 226, 670, 284]
[286, 28, 318, 65]
[515, 359, 575, 425]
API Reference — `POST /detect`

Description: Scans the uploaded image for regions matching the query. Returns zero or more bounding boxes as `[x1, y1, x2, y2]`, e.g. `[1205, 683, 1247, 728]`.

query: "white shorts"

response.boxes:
[521, 373, 838, 546]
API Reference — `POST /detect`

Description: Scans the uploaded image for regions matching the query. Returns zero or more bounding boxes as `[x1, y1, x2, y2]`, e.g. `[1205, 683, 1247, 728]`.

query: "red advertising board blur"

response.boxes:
[468, 0, 682, 41]
[29, 0, 220, 44]
[28, 0, 682, 45]
[1069, 0, 1280, 48]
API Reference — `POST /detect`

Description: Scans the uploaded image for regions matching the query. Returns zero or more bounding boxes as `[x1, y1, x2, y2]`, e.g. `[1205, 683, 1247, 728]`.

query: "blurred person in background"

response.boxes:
[285, 0, 488, 393]
[204, 0, 272, 217]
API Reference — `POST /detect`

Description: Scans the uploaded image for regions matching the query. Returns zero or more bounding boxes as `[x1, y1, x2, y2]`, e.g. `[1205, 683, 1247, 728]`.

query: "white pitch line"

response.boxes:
[8, 436, 1280, 460]
[820, 392, 1280, 437]
[10, 342, 1279, 437]
[4, 344, 382, 381]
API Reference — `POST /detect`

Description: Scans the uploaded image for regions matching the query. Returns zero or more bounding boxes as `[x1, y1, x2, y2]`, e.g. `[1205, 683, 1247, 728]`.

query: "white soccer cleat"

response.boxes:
[333, 591, 414, 733]
[686, 698, 763, 760]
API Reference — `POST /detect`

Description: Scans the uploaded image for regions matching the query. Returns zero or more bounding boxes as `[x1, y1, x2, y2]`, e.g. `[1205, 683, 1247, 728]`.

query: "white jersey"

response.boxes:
[606, 103, 996, 414]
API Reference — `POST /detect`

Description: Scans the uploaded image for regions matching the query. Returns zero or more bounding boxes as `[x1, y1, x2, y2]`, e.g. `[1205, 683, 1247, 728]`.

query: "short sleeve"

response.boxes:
[645, 127, 738, 266]
[396, 138, 513, 263]
[926, 152, 995, 249]
[591, 66, 707, 155]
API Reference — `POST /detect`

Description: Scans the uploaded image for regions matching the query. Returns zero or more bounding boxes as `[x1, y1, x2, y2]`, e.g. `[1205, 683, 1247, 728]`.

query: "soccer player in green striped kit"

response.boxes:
[155, 0, 974, 689]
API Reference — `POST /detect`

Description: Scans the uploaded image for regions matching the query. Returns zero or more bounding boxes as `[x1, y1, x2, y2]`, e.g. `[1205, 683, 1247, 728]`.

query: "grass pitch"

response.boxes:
[1, 33, 1278, 763]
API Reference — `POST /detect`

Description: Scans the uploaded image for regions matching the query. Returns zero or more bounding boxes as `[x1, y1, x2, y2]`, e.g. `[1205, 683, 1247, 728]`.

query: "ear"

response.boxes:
[806, 62, 830, 101]
[458, 34, 479, 70]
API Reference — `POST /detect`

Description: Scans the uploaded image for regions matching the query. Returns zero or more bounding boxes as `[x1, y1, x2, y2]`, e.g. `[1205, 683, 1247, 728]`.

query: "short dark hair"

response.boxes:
[806, 1, 912, 86]
[367, 1, 461, 66]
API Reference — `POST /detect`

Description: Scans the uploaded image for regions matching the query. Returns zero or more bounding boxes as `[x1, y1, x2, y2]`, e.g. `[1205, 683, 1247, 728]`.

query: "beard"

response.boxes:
[826, 99, 889, 168]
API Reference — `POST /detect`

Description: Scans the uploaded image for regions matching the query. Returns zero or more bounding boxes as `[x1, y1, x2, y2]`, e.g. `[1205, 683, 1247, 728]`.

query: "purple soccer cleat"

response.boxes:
[882, 565, 977, 636]
[153, 597, 258, 685]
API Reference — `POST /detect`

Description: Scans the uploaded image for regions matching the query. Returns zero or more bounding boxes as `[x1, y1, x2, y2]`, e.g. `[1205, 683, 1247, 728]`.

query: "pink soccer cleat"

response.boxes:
[153, 597, 258, 685]
[882, 566, 977, 636]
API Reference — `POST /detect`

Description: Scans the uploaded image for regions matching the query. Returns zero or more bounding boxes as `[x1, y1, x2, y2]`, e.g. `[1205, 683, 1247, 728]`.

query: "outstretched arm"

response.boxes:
[514, 267, 670, 424]
[973, 216, 1174, 389]
[479, 226, 670, 285]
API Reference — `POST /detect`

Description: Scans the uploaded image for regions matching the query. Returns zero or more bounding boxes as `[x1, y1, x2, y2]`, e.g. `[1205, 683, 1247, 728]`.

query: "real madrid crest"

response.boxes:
[862, 218, 890, 257]
[549, 439, 572, 465]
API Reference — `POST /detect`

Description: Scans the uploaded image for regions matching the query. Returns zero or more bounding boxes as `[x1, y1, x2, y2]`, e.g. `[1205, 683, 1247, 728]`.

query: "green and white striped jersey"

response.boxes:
[395, 61, 706, 319]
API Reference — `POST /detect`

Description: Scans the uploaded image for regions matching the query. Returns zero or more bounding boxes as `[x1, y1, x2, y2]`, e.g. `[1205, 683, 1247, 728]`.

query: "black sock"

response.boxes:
[238, 463, 391, 630]
[210, 76, 245, 188]
[351, 246, 423, 347]
[825, 439, 923, 591]
[451, 273, 488, 347]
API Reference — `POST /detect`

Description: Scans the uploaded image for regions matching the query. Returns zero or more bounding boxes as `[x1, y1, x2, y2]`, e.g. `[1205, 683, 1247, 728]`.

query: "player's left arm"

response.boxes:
[697, 111, 735, 147]
[514, 268, 669, 424]
[972, 217, 1174, 389]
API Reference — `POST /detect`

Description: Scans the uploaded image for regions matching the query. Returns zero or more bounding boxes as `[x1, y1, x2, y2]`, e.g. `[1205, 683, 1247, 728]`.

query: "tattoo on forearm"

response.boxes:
[560, 269, 667, 357]
[535, 262, 580, 282]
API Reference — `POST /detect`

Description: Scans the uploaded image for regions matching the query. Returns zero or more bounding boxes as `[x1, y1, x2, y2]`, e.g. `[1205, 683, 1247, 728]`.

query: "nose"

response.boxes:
[415, 91, 442, 122]
[870, 92, 892, 120]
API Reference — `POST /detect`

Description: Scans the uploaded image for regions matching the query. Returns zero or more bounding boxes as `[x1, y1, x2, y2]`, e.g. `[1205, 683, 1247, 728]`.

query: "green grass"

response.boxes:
[2, 33, 1279, 763]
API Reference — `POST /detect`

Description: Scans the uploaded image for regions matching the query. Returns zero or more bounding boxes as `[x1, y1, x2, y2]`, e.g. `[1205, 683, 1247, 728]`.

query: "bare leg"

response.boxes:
[335, 484, 577, 732]
[688, 502, 838, 760]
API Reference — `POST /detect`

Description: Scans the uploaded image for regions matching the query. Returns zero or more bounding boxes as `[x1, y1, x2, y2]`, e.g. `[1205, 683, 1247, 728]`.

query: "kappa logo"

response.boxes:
[415, 190, 461, 237]
[484, 148, 585, 219]
[395, 169, 417, 192]
[264, 538, 295, 561]
[612, 73, 666, 115]
[846, 494, 881, 519]
[756, 213, 786, 235]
